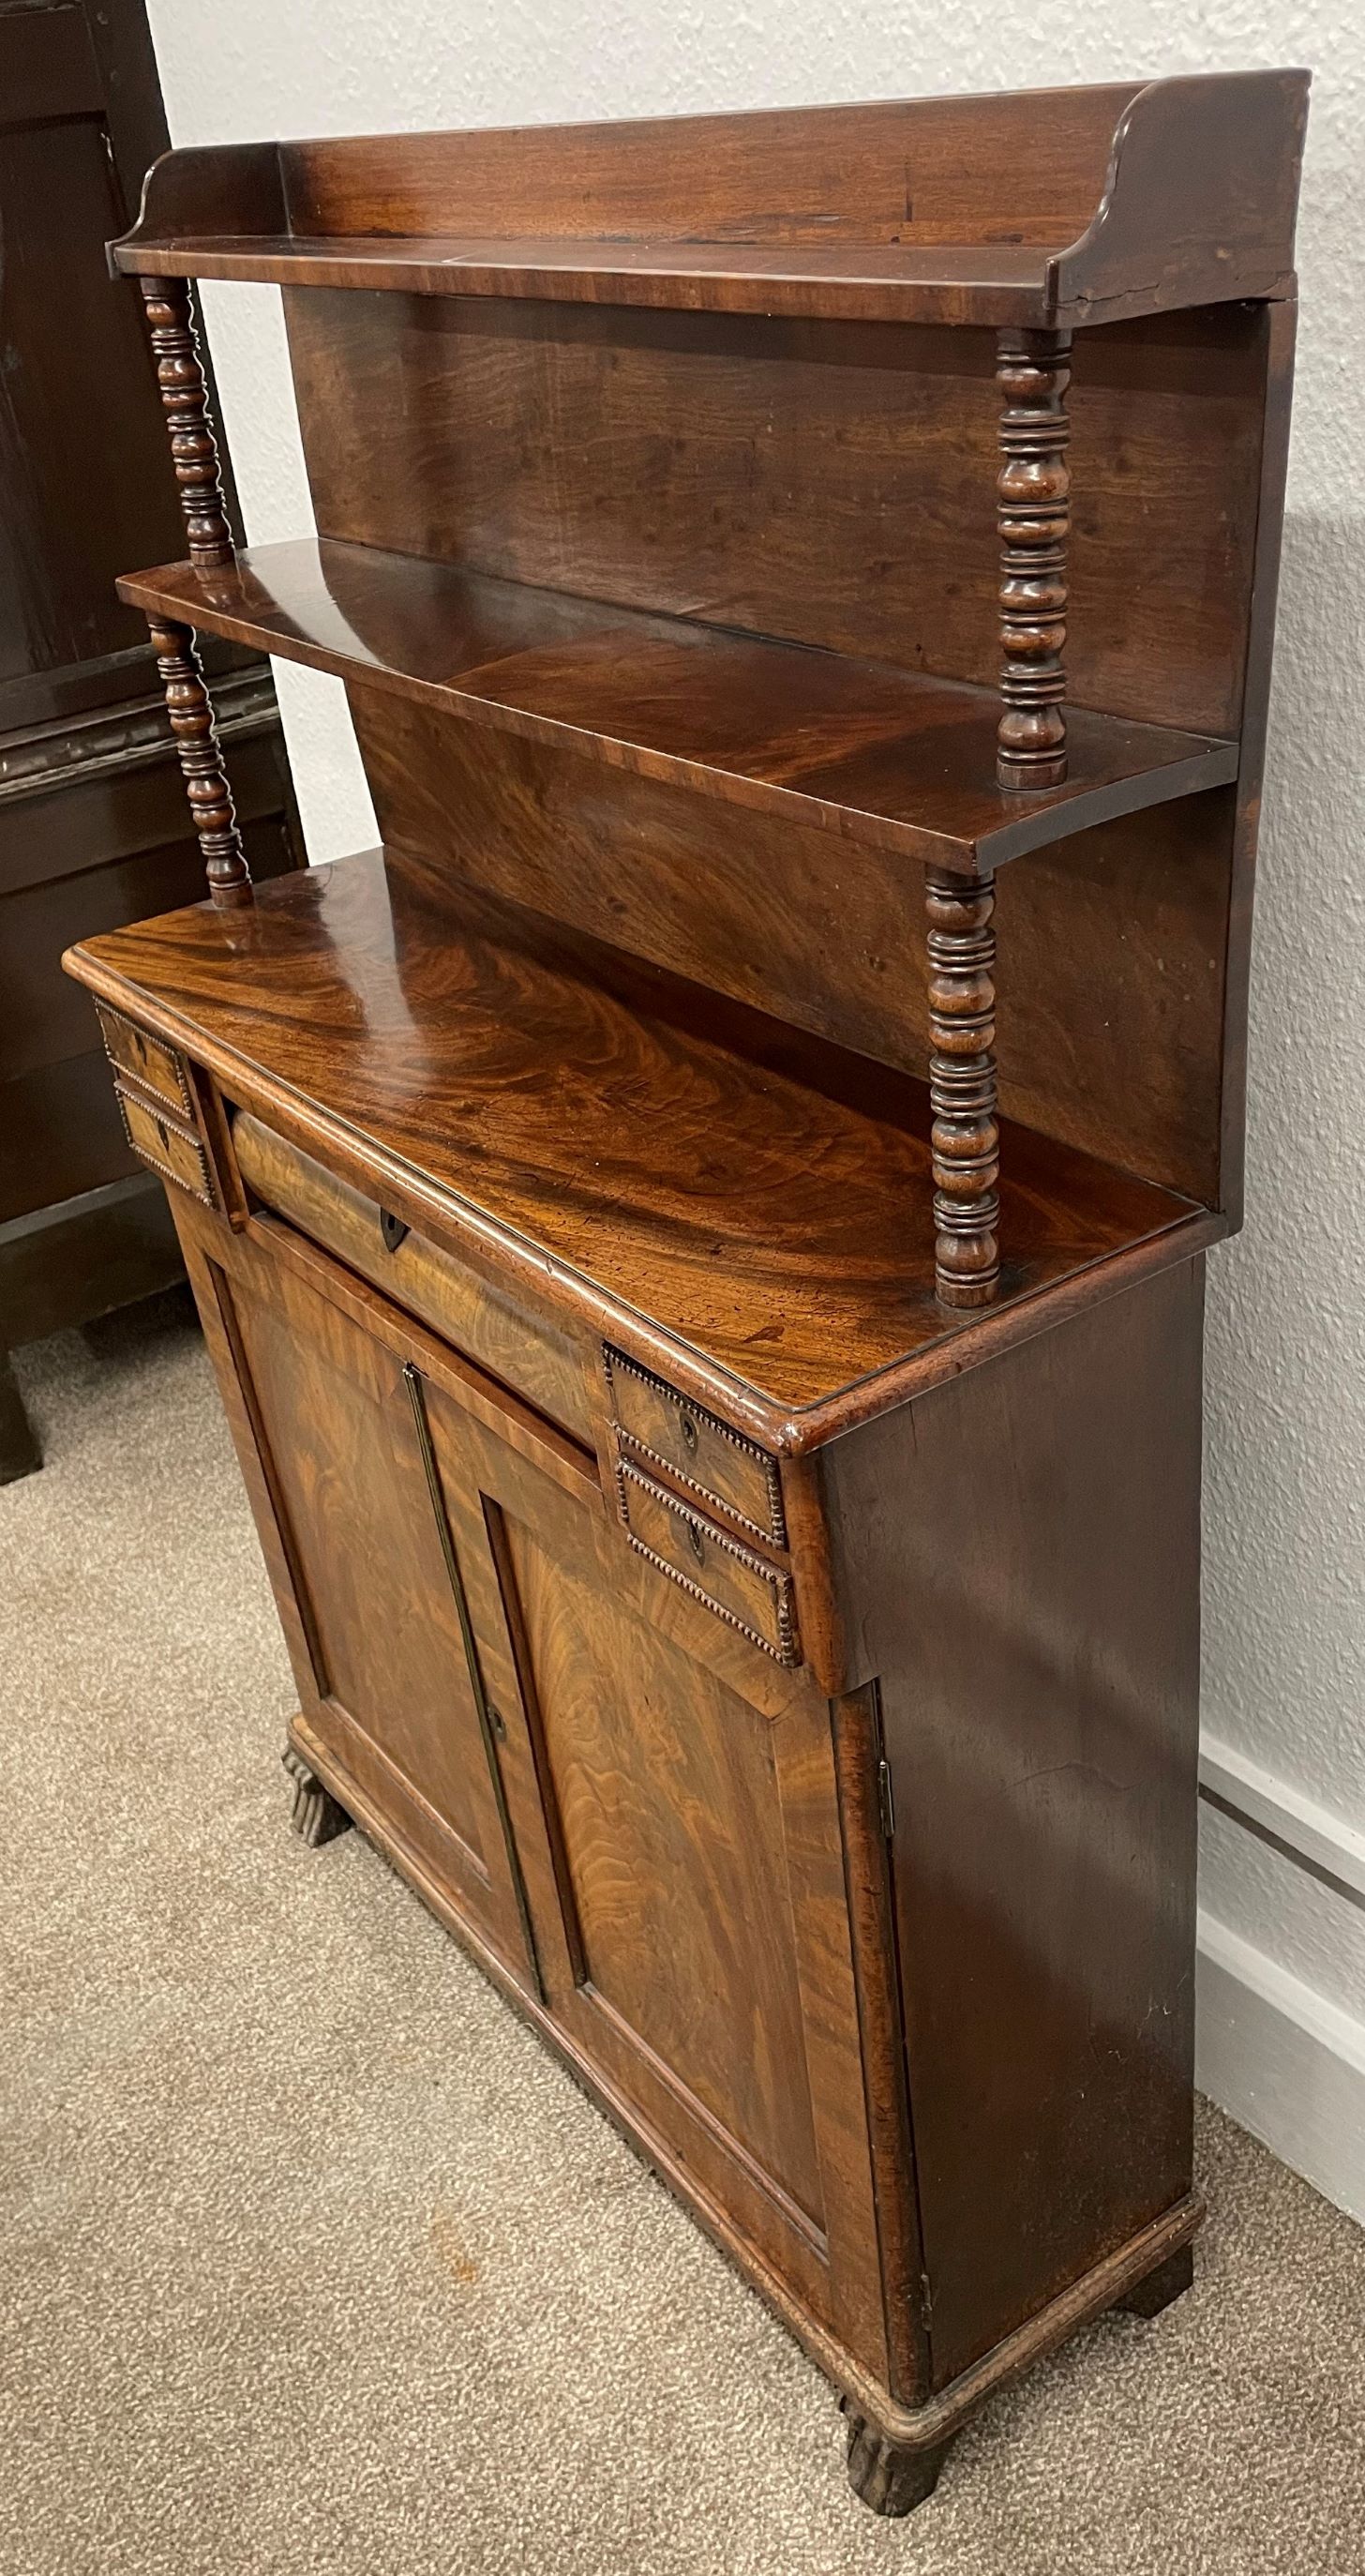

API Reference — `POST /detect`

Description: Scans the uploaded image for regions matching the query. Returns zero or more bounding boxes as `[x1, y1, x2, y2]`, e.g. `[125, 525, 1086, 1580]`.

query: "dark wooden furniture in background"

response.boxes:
[66, 74, 1307, 2512]
[0, 0, 299, 1482]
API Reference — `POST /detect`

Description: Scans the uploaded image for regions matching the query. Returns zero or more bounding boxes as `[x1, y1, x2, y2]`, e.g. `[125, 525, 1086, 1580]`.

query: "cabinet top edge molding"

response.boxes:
[111, 70, 1310, 331]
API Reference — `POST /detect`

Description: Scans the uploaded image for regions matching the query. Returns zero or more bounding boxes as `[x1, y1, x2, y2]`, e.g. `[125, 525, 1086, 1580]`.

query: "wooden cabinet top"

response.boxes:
[70, 849, 1214, 1449]
[112, 72, 1308, 330]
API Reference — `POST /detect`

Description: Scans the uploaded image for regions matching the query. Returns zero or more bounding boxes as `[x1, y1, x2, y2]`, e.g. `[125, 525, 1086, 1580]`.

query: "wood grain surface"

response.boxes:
[116, 538, 1236, 879]
[197, 1225, 539, 1980]
[359, 699, 1238, 1210]
[825, 1258, 1206, 2386]
[287, 294, 1267, 741]
[112, 75, 1308, 330]
[232, 1107, 598, 1444]
[66, 69, 1309, 2502]
[67, 847, 1200, 1424]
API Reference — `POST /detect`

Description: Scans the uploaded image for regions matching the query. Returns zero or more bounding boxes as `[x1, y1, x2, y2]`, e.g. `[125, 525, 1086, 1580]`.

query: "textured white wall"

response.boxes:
[142, 3, 1365, 2166]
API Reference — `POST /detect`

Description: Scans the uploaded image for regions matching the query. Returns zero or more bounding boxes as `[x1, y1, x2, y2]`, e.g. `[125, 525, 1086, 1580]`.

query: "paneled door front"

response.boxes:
[416, 1374, 889, 2382]
[179, 1192, 886, 2384]
[185, 1212, 539, 1989]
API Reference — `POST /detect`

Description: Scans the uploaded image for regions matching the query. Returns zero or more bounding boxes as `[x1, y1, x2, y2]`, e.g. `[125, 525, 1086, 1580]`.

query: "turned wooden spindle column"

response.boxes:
[138, 275, 235, 569]
[926, 866, 998, 1305]
[148, 616, 253, 908]
[996, 328, 1071, 790]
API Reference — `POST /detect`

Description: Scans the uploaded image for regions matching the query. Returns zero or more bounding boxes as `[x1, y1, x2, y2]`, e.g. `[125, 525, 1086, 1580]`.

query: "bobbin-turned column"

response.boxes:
[135, 273, 250, 903]
[138, 275, 235, 569]
[996, 329, 1071, 791]
[925, 866, 998, 1305]
[148, 616, 253, 909]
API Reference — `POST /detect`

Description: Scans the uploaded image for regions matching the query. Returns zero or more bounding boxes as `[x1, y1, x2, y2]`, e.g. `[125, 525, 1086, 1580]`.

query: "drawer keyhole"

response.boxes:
[685, 1516, 706, 1566]
[679, 1409, 699, 1457]
[379, 1208, 410, 1254]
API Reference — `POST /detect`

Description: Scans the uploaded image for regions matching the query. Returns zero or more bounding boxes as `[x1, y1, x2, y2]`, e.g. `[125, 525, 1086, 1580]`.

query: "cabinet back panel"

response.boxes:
[356, 687, 1233, 1207]
[290, 292, 1265, 736]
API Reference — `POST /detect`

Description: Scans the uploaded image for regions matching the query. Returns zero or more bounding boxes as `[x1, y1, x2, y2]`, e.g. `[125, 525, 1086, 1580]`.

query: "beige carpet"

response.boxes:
[3, 1298, 1364, 2576]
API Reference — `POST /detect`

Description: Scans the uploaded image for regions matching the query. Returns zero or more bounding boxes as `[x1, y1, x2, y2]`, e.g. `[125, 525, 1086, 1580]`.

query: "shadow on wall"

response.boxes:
[1201, 501, 1365, 1811]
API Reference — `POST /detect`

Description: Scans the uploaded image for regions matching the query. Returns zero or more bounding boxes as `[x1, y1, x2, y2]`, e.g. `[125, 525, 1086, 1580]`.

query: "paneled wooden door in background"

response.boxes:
[0, 0, 299, 1481]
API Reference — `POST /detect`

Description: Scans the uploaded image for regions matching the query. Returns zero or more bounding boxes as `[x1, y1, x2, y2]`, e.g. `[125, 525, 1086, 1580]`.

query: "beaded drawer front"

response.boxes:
[604, 1346, 787, 1547]
[97, 1002, 195, 1119]
[613, 1455, 799, 1665]
[113, 1078, 216, 1206]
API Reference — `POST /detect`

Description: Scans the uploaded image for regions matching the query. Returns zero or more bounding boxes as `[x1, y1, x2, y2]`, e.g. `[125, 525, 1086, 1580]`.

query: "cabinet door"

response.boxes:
[183, 1200, 883, 2380]
[417, 1378, 887, 2375]
[191, 1222, 537, 1986]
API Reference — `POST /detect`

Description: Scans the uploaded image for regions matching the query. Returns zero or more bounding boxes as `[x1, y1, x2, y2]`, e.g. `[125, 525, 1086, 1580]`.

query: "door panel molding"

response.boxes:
[404, 1359, 545, 1999]
[178, 1185, 886, 2369]
[181, 1205, 537, 1982]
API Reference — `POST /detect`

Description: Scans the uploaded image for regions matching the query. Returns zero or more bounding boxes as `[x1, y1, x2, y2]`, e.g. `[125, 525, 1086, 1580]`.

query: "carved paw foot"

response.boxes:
[282, 1743, 352, 1847]
[843, 2403, 952, 2516]
[1117, 2242, 1195, 2320]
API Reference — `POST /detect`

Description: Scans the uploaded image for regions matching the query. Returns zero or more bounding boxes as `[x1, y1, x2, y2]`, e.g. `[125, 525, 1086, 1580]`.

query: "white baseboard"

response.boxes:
[1195, 1908, 1365, 2225]
[1199, 1733, 1365, 1905]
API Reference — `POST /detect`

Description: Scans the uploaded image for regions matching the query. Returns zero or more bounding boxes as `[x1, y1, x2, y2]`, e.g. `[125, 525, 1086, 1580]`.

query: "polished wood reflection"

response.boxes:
[68, 847, 1200, 1421]
[71, 68, 1307, 2517]
[116, 540, 1236, 880]
[112, 73, 1308, 332]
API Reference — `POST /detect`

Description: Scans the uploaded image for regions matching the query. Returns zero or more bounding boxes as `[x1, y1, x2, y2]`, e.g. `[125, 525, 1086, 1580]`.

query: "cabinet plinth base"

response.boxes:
[1116, 2241, 1195, 2320]
[283, 1741, 353, 1847]
[842, 2402, 954, 2515]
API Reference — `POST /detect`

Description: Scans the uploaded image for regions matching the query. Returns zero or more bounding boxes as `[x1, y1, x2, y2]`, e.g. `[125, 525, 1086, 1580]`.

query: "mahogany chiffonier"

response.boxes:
[65, 73, 1308, 2513]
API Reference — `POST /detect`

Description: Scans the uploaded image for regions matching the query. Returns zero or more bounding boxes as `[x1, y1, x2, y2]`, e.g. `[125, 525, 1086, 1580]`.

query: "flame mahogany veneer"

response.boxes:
[66, 72, 1307, 2513]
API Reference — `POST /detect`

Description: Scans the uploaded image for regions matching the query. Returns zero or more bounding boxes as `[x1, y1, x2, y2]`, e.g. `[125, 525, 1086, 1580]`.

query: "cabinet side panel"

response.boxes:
[825, 1258, 1204, 2387]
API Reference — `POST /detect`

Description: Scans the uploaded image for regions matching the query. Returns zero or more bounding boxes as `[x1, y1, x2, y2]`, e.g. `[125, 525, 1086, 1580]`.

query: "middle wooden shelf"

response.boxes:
[119, 536, 1238, 878]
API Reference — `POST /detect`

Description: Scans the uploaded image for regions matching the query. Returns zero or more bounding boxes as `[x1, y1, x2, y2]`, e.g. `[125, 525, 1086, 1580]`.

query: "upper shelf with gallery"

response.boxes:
[112, 72, 1308, 331]
[108, 71, 1309, 1317]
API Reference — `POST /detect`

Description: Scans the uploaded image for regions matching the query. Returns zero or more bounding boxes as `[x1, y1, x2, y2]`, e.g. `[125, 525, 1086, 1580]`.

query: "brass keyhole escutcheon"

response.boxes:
[679, 1409, 699, 1456]
[686, 1516, 706, 1566]
[380, 1207, 410, 1254]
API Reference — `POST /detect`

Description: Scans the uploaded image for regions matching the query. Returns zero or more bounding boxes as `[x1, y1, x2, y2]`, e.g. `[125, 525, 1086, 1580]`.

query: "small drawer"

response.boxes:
[115, 1082, 216, 1207]
[616, 1459, 799, 1666]
[232, 1110, 597, 1447]
[97, 1005, 194, 1119]
[604, 1346, 786, 1546]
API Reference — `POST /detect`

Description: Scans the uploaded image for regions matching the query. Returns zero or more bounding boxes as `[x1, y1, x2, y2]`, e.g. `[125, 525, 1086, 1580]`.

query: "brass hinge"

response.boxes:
[878, 1755, 895, 1840]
